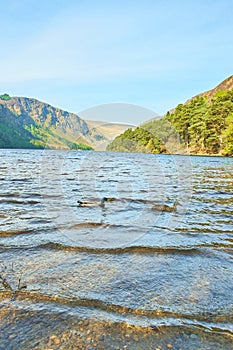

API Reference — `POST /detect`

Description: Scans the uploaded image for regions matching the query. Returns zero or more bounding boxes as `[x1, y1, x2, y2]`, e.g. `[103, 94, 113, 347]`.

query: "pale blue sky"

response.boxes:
[0, 0, 232, 124]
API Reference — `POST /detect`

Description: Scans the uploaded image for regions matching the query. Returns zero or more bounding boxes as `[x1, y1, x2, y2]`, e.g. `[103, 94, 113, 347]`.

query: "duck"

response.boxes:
[152, 201, 178, 212]
[77, 197, 107, 208]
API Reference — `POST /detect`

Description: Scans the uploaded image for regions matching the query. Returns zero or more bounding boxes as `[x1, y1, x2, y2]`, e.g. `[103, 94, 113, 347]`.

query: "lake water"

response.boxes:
[0, 149, 233, 349]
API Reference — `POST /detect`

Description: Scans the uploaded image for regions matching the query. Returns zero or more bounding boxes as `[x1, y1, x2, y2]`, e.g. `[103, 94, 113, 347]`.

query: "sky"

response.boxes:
[0, 0, 233, 124]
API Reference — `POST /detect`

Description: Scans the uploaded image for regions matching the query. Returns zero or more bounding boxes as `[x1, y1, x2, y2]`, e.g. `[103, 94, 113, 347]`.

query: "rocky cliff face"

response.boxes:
[0, 96, 107, 149]
[2, 96, 89, 135]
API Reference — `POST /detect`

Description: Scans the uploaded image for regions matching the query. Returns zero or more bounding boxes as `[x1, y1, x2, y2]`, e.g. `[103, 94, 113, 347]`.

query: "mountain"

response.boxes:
[86, 120, 135, 151]
[108, 76, 233, 156]
[2, 75, 233, 154]
[189, 75, 233, 101]
[0, 94, 129, 150]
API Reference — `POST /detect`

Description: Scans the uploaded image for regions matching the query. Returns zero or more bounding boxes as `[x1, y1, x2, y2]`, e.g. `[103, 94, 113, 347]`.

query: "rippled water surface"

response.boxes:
[0, 149, 233, 349]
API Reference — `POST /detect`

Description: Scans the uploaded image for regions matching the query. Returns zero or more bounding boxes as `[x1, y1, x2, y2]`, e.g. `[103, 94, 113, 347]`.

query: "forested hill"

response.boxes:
[107, 76, 233, 156]
[106, 127, 167, 154]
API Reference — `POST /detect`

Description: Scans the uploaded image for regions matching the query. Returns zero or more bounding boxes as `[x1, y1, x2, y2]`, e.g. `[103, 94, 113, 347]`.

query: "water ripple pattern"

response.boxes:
[0, 149, 233, 349]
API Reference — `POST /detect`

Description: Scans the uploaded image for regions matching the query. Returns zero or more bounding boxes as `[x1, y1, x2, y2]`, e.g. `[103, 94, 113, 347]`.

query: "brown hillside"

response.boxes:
[190, 75, 233, 101]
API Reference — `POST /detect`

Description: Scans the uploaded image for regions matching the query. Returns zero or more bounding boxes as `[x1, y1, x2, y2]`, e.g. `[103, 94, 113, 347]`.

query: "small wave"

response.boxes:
[69, 222, 109, 229]
[68, 222, 128, 230]
[0, 199, 25, 204]
[0, 214, 8, 219]
[0, 193, 22, 198]
[105, 197, 155, 204]
[0, 229, 35, 237]
[10, 178, 32, 182]
[0, 199, 40, 205]
[42, 194, 64, 199]
[37, 242, 204, 255]
[0, 193, 43, 199]
[29, 219, 53, 225]
[0, 226, 56, 238]
[1, 291, 232, 337]
[75, 197, 160, 206]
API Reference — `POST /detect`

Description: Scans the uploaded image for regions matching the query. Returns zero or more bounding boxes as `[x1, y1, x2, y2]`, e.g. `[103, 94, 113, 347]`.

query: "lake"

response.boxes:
[0, 149, 233, 349]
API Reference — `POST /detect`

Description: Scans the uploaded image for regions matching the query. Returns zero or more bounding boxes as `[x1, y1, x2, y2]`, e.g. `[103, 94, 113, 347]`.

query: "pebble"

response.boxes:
[49, 335, 60, 345]
[83, 320, 89, 326]
[49, 335, 57, 340]
[53, 338, 60, 345]
[167, 344, 173, 348]
[8, 334, 16, 339]
[190, 334, 198, 339]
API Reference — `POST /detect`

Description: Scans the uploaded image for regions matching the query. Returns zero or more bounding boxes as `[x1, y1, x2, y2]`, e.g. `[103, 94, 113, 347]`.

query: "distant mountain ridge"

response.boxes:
[86, 120, 135, 151]
[0, 95, 130, 150]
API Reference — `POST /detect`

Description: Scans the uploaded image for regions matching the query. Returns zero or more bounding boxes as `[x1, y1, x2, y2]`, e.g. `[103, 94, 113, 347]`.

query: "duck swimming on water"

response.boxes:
[152, 201, 178, 212]
[77, 197, 107, 208]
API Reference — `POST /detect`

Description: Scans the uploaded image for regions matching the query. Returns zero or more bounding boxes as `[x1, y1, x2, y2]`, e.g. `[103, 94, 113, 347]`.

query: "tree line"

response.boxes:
[107, 89, 233, 156]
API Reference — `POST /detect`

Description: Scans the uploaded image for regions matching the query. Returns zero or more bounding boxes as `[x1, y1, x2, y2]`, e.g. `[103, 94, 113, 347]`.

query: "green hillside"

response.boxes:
[165, 89, 233, 155]
[0, 96, 93, 150]
[106, 127, 166, 153]
[107, 79, 233, 156]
